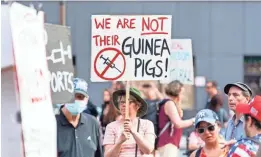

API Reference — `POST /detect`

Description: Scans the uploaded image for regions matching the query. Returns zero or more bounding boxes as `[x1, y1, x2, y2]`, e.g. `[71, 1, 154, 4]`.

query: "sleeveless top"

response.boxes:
[197, 148, 228, 157]
[157, 100, 183, 148]
[196, 135, 229, 157]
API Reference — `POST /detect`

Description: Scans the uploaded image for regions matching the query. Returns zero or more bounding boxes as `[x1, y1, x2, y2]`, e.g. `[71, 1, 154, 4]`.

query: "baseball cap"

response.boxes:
[73, 78, 88, 98]
[195, 109, 219, 128]
[224, 82, 252, 96]
[236, 95, 261, 121]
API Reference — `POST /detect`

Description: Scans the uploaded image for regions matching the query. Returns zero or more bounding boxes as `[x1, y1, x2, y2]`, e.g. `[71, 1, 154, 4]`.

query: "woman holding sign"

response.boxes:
[103, 87, 156, 157]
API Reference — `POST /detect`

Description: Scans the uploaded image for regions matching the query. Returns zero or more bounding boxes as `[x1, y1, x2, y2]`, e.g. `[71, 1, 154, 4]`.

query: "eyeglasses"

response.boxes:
[197, 125, 215, 134]
[119, 100, 135, 104]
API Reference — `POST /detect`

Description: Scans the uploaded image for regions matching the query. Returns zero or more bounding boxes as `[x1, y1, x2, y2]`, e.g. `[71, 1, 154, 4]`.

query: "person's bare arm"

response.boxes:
[104, 143, 122, 157]
[220, 139, 237, 149]
[189, 150, 197, 157]
[131, 130, 155, 154]
[104, 132, 129, 157]
[164, 101, 194, 128]
[188, 142, 200, 151]
[188, 132, 204, 151]
[125, 120, 155, 154]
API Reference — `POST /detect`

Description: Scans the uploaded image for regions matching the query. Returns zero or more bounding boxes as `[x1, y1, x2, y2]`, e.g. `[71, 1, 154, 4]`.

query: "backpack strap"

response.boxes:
[156, 99, 171, 113]
[135, 118, 141, 157]
[157, 99, 171, 137]
[158, 121, 171, 137]
[158, 99, 171, 108]
[195, 147, 202, 157]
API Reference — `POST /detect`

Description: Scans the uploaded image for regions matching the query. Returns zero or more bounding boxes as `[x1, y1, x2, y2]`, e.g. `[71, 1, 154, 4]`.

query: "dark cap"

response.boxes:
[224, 82, 252, 97]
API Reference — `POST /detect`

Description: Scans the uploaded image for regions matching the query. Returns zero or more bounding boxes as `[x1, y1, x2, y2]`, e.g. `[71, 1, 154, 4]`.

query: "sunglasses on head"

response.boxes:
[197, 125, 215, 134]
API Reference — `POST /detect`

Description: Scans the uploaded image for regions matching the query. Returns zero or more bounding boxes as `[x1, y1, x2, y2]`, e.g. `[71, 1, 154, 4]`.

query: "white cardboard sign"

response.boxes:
[162, 39, 194, 85]
[9, 3, 57, 157]
[91, 15, 172, 82]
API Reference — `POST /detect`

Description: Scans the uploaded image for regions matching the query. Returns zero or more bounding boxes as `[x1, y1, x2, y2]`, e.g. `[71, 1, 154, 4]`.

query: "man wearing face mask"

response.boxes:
[56, 78, 103, 157]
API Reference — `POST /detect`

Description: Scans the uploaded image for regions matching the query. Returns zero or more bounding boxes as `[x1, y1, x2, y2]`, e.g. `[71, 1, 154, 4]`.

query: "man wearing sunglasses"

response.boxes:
[190, 109, 228, 157]
[222, 82, 252, 141]
[227, 95, 261, 157]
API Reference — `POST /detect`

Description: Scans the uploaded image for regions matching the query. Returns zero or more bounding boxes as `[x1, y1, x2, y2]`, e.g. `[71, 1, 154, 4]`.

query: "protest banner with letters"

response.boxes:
[91, 15, 172, 82]
[161, 39, 194, 85]
[160, 39, 194, 109]
[45, 24, 74, 104]
[9, 2, 56, 157]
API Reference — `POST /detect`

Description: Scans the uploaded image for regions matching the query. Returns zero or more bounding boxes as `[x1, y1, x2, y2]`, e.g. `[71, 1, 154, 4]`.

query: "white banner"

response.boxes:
[10, 3, 57, 157]
[162, 39, 194, 85]
[91, 15, 172, 82]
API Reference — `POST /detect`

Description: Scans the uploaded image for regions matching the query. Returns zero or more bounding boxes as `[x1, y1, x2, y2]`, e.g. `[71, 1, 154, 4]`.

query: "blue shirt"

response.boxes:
[222, 115, 245, 141]
[227, 134, 261, 157]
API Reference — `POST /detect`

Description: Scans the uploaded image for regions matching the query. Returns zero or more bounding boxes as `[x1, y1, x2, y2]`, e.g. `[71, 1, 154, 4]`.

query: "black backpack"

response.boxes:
[141, 99, 170, 136]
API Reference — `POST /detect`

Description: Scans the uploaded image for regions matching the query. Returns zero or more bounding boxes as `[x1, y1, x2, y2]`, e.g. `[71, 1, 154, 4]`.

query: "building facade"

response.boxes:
[1, 2, 261, 156]
[17, 1, 261, 110]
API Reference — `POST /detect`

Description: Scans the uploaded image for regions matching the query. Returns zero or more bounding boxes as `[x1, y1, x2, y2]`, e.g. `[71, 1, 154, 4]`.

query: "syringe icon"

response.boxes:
[100, 55, 122, 73]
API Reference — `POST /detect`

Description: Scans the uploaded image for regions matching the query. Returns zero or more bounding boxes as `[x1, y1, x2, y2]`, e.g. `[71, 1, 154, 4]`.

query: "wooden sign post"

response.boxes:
[125, 81, 130, 120]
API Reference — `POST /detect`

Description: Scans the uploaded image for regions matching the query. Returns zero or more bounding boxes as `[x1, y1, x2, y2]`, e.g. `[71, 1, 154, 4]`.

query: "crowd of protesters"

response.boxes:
[55, 77, 261, 157]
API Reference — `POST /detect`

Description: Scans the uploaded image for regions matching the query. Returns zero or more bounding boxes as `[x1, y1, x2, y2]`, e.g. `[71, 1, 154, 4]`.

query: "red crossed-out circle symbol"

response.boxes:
[94, 47, 126, 81]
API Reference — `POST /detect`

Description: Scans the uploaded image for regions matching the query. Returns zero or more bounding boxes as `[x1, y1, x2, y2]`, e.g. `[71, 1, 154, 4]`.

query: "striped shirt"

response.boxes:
[103, 119, 155, 157]
[227, 134, 261, 157]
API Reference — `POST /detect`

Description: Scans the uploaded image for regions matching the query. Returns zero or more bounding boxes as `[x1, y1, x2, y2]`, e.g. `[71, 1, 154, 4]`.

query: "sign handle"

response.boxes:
[125, 81, 130, 120]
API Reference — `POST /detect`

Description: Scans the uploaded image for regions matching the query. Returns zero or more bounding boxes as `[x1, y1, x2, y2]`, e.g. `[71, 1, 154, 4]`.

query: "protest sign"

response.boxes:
[9, 3, 56, 157]
[91, 15, 172, 82]
[45, 24, 74, 104]
[162, 39, 194, 85]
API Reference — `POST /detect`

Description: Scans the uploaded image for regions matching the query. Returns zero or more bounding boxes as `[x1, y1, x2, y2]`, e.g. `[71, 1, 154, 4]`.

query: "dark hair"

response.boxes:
[103, 88, 111, 97]
[207, 80, 218, 88]
[244, 114, 261, 130]
[116, 81, 125, 90]
[165, 80, 183, 97]
[101, 89, 120, 126]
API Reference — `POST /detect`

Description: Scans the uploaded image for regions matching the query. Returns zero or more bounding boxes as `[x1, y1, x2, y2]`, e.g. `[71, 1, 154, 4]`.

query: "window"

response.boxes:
[244, 56, 261, 96]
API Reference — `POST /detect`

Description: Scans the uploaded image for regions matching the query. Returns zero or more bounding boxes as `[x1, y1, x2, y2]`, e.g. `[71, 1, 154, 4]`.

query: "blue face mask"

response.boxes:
[65, 100, 87, 115]
[56, 104, 63, 108]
